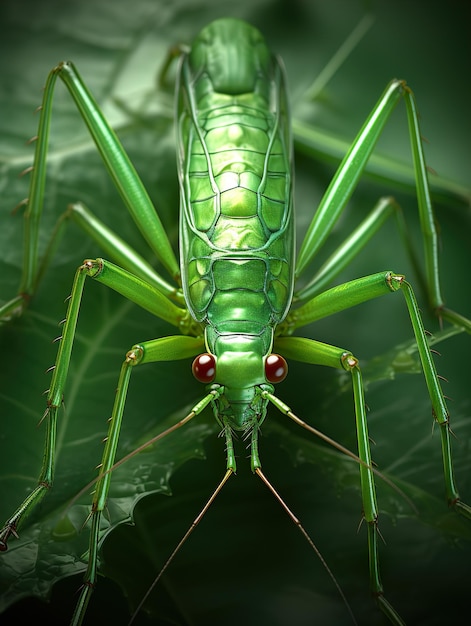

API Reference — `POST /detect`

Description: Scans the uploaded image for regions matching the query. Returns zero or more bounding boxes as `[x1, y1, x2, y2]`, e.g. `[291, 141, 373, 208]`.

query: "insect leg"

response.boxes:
[0, 257, 190, 552]
[37, 202, 179, 302]
[269, 337, 404, 625]
[70, 334, 208, 626]
[294, 79, 471, 333]
[284, 270, 471, 518]
[0, 60, 179, 322]
[295, 196, 422, 302]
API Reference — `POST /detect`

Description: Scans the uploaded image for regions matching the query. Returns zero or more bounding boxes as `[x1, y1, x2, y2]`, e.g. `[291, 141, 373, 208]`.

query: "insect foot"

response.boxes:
[0, 521, 20, 551]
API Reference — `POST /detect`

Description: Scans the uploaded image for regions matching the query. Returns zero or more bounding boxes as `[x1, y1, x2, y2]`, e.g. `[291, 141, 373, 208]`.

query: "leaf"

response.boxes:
[1, 0, 470, 625]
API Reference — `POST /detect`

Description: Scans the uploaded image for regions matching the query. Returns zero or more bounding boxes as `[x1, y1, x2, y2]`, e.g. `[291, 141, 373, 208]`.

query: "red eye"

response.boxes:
[265, 354, 288, 383]
[192, 353, 216, 383]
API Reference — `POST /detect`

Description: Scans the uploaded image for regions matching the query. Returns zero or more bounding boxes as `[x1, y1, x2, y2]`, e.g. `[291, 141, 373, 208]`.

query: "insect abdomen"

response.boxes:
[178, 19, 294, 333]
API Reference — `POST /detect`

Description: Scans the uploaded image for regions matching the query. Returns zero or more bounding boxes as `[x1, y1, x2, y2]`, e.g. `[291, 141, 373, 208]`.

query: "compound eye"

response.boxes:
[265, 353, 288, 383]
[192, 353, 216, 383]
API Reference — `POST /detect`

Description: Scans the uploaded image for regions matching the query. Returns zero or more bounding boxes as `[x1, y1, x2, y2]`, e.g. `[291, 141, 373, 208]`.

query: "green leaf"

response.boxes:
[1, 0, 470, 625]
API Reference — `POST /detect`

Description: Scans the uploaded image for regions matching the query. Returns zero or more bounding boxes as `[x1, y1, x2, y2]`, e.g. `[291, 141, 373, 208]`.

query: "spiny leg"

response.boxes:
[71, 342, 220, 626]
[0, 60, 179, 322]
[293, 193, 466, 363]
[0, 257, 192, 551]
[294, 78, 471, 333]
[269, 337, 404, 624]
[283, 270, 471, 519]
[274, 270, 471, 623]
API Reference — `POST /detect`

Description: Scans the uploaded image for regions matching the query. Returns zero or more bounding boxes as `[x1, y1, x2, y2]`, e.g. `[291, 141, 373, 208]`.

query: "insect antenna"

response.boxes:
[65, 392, 218, 511]
[303, 14, 374, 101]
[255, 467, 358, 625]
[128, 469, 233, 625]
[263, 390, 417, 513]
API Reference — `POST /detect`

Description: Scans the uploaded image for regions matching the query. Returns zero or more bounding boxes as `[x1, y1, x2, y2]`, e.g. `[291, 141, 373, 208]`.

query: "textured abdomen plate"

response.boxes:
[178, 21, 294, 335]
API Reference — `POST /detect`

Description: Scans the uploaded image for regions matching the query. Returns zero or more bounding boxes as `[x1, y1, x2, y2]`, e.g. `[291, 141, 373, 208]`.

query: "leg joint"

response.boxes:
[125, 344, 144, 366]
[386, 272, 405, 292]
[341, 351, 359, 371]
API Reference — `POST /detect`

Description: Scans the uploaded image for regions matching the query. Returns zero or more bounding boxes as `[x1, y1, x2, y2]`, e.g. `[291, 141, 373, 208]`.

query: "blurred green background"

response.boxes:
[0, 0, 470, 624]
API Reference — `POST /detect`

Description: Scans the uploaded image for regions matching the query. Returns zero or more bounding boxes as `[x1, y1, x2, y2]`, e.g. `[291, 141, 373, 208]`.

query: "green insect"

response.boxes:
[0, 16, 470, 626]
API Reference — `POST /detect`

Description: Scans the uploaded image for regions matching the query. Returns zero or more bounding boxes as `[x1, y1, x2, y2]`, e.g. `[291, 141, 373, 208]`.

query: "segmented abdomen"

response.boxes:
[178, 20, 294, 336]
